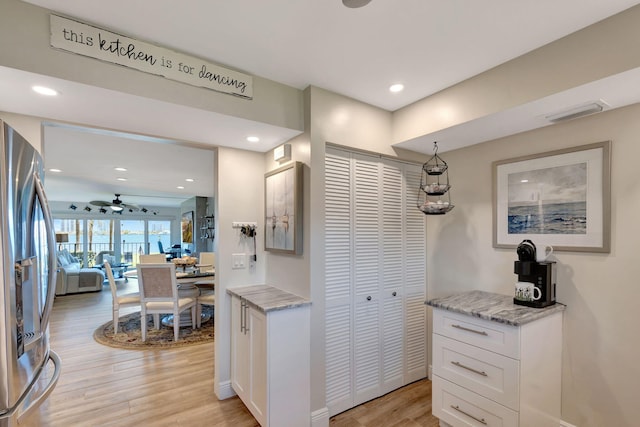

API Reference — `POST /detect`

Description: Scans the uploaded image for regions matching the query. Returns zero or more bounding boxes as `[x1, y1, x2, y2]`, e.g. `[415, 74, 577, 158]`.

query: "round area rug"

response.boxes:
[93, 306, 214, 349]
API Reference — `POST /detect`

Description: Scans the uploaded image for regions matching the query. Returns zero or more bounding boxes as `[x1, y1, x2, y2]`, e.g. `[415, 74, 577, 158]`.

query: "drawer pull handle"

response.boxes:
[450, 405, 487, 425]
[451, 361, 488, 377]
[451, 324, 488, 336]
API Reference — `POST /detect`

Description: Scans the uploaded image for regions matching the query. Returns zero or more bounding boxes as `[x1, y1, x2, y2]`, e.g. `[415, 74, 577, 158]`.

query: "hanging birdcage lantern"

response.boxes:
[418, 142, 454, 215]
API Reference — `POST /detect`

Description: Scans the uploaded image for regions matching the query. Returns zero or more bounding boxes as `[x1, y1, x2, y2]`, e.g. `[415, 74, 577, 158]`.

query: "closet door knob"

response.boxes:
[392, 291, 397, 297]
[366, 296, 372, 301]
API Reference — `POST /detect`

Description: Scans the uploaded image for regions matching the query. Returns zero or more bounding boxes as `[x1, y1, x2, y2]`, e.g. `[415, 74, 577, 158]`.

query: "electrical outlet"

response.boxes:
[232, 253, 246, 269]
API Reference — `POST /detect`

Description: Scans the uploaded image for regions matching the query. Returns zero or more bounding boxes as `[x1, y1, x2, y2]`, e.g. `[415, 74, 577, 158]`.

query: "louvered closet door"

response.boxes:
[352, 153, 382, 405]
[380, 159, 404, 395]
[325, 148, 428, 416]
[403, 164, 428, 382]
[325, 148, 354, 415]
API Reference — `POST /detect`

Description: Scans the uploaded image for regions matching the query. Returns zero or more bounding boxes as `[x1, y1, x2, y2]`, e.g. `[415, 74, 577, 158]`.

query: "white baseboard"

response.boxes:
[214, 380, 236, 400]
[311, 407, 329, 427]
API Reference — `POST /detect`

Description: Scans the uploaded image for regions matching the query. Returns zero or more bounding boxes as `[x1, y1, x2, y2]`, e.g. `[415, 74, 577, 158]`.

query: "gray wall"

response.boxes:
[214, 146, 266, 399]
[0, 0, 304, 134]
[180, 196, 213, 255]
[427, 103, 640, 426]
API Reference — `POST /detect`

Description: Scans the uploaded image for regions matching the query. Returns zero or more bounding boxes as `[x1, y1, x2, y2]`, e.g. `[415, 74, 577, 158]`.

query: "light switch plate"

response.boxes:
[232, 253, 246, 269]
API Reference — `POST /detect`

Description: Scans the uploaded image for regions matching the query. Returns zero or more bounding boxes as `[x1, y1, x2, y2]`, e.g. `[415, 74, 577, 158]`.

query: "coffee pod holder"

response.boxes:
[417, 142, 454, 215]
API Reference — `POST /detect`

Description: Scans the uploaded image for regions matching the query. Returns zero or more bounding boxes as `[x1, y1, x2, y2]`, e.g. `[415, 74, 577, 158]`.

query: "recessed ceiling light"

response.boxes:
[177, 186, 185, 189]
[48, 168, 62, 173]
[246, 136, 260, 143]
[185, 178, 194, 182]
[117, 177, 127, 181]
[32, 85, 58, 96]
[389, 83, 404, 93]
[520, 179, 529, 183]
[114, 167, 127, 172]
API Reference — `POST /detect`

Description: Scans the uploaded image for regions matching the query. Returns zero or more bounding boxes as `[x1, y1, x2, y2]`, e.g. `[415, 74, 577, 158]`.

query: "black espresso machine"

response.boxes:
[514, 240, 556, 308]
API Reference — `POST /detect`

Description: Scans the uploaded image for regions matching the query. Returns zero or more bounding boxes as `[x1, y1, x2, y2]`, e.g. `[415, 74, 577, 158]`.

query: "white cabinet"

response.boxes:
[324, 148, 428, 416]
[231, 296, 267, 422]
[229, 287, 310, 427]
[431, 306, 563, 427]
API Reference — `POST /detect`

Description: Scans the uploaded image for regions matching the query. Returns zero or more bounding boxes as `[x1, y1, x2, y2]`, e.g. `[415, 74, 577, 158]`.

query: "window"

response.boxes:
[53, 217, 174, 267]
[121, 219, 144, 264]
[90, 219, 115, 267]
[149, 220, 172, 255]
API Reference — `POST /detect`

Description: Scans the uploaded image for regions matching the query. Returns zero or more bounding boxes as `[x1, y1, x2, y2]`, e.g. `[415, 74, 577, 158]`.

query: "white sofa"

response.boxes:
[55, 249, 104, 295]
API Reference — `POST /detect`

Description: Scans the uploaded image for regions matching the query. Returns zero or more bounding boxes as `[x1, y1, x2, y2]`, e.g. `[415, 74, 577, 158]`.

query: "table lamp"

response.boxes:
[55, 233, 69, 251]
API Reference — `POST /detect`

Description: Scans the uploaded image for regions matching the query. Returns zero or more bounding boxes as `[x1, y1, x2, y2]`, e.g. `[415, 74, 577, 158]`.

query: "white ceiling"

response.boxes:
[3, 0, 640, 207]
[43, 123, 216, 208]
[21, 0, 640, 111]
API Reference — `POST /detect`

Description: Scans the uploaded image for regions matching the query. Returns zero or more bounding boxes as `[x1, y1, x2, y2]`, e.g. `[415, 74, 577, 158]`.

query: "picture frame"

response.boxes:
[181, 211, 194, 244]
[265, 161, 303, 254]
[492, 141, 611, 252]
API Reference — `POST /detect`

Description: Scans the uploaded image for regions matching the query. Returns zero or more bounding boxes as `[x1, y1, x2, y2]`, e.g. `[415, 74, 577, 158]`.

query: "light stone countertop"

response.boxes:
[426, 290, 566, 326]
[227, 284, 311, 313]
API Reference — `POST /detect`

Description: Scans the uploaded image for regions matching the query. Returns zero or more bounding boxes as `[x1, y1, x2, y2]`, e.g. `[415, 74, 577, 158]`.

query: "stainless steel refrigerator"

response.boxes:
[0, 120, 61, 426]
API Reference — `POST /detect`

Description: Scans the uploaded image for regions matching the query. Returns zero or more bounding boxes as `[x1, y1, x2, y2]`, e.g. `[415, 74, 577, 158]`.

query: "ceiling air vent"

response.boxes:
[545, 100, 608, 123]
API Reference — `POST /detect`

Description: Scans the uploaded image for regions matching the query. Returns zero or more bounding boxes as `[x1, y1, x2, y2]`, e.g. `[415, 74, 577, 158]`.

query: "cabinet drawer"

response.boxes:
[433, 334, 519, 410]
[433, 309, 520, 359]
[433, 376, 519, 427]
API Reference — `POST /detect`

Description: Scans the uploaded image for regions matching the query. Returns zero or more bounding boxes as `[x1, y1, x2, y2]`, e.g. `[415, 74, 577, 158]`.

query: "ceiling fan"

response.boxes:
[90, 194, 139, 212]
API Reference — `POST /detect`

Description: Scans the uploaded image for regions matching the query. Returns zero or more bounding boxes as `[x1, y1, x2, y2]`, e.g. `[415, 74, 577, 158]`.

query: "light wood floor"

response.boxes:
[22, 280, 438, 426]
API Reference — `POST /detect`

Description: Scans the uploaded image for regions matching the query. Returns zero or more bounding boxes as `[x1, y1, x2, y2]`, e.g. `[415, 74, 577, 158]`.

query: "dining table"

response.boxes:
[124, 266, 215, 327]
[163, 268, 215, 327]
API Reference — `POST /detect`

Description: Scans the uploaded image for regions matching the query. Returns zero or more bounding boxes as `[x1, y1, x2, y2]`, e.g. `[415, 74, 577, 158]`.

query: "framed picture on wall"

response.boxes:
[181, 211, 194, 244]
[264, 161, 303, 254]
[492, 141, 611, 252]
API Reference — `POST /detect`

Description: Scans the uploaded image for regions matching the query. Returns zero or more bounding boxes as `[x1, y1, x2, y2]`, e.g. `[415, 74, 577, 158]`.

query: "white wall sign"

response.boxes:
[50, 14, 253, 99]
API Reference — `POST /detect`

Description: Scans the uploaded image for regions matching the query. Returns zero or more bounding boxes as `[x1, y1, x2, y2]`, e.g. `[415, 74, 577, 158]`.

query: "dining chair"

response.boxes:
[136, 263, 197, 341]
[104, 261, 140, 334]
[198, 252, 215, 272]
[157, 241, 173, 261]
[139, 253, 169, 263]
[194, 252, 216, 288]
[196, 291, 215, 328]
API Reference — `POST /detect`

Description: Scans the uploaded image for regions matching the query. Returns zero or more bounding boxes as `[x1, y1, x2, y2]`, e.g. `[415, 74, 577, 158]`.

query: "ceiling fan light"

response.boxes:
[110, 205, 124, 211]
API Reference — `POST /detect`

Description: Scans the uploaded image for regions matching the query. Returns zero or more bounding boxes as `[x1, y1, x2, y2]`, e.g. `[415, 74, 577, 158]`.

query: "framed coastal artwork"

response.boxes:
[264, 161, 303, 254]
[181, 211, 194, 244]
[492, 141, 611, 252]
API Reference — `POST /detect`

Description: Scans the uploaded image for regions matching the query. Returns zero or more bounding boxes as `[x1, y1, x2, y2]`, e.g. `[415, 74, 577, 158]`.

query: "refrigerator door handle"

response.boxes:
[33, 172, 57, 331]
[0, 351, 62, 423]
[0, 351, 62, 424]
[17, 350, 62, 423]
